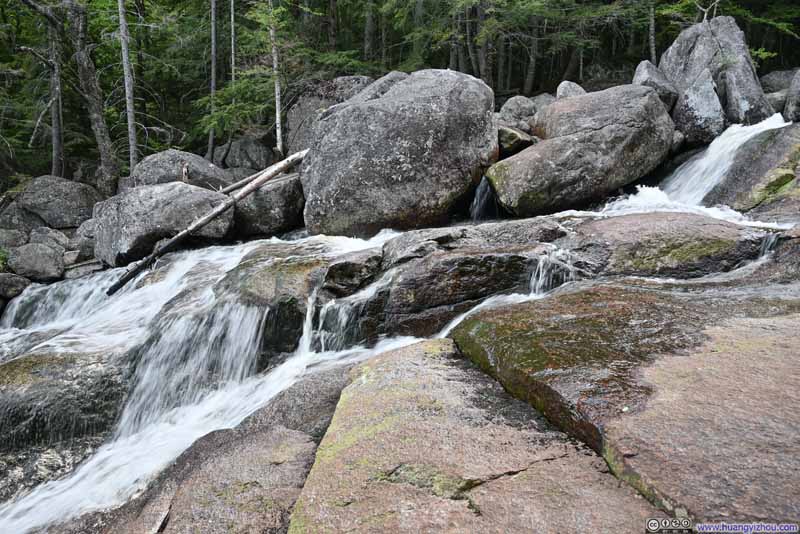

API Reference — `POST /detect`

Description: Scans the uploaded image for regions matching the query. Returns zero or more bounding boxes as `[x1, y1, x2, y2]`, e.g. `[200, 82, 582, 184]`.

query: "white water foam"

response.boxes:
[587, 114, 792, 229]
[0, 230, 407, 533]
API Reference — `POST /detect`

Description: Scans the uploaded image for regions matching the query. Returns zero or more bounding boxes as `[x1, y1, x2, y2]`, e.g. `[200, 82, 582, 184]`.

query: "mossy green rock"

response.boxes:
[288, 339, 659, 533]
[704, 123, 800, 224]
[564, 212, 766, 278]
[451, 280, 800, 521]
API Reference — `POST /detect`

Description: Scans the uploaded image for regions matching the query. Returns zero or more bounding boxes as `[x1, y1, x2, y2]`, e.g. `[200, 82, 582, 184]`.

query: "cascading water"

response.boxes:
[0, 232, 417, 533]
[661, 114, 790, 204]
[593, 113, 792, 229]
[470, 176, 500, 221]
[438, 246, 577, 337]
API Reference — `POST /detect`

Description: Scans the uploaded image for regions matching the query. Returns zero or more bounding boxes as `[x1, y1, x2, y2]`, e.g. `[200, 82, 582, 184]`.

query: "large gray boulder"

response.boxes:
[672, 68, 727, 146]
[556, 80, 586, 99]
[15, 176, 100, 229]
[766, 90, 788, 112]
[761, 68, 799, 93]
[212, 134, 273, 170]
[487, 84, 674, 216]
[28, 227, 70, 253]
[632, 60, 678, 111]
[70, 219, 97, 262]
[7, 243, 65, 282]
[302, 69, 497, 237]
[784, 70, 800, 122]
[497, 95, 537, 133]
[0, 202, 45, 234]
[126, 149, 234, 192]
[286, 75, 373, 154]
[94, 182, 233, 267]
[659, 16, 773, 125]
[0, 228, 27, 249]
[530, 92, 556, 110]
[0, 273, 30, 300]
[340, 71, 408, 106]
[233, 173, 304, 237]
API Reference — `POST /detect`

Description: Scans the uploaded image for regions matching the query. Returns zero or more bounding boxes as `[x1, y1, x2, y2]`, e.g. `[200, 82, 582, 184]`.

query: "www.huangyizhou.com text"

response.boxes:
[695, 522, 799, 533]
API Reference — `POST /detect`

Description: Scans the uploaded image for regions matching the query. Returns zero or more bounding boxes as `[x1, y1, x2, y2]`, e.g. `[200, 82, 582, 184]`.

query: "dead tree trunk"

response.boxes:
[328, 0, 337, 50]
[107, 149, 308, 296]
[118, 0, 138, 170]
[66, 0, 119, 196]
[364, 0, 375, 60]
[268, 0, 283, 158]
[649, 1, 657, 63]
[206, 0, 217, 160]
[48, 24, 64, 177]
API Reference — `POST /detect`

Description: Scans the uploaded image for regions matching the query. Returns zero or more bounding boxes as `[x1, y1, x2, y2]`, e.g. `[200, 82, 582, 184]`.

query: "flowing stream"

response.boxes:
[0, 114, 793, 532]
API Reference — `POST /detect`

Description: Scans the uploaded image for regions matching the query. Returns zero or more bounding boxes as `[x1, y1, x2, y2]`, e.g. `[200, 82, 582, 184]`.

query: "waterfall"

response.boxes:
[0, 231, 415, 533]
[661, 114, 790, 204]
[437, 246, 576, 337]
[591, 114, 792, 229]
[470, 176, 500, 221]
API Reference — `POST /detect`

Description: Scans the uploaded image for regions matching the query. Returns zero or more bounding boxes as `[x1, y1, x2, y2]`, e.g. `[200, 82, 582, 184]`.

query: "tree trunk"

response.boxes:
[269, 0, 283, 158]
[523, 25, 538, 96]
[107, 149, 308, 296]
[412, 0, 424, 60]
[48, 25, 64, 177]
[649, 1, 657, 64]
[476, 4, 492, 88]
[230, 0, 235, 83]
[117, 0, 138, 170]
[65, 0, 119, 196]
[464, 7, 479, 77]
[134, 0, 147, 124]
[206, 0, 217, 160]
[364, 0, 375, 60]
[448, 14, 458, 70]
[328, 0, 337, 50]
[381, 10, 387, 67]
[496, 36, 506, 91]
[562, 47, 580, 81]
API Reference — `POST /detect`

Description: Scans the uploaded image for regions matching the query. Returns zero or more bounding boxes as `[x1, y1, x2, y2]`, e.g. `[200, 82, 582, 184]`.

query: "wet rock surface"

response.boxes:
[50, 368, 351, 534]
[302, 69, 497, 237]
[560, 212, 766, 278]
[0, 346, 129, 454]
[704, 123, 800, 222]
[289, 339, 659, 533]
[451, 280, 800, 521]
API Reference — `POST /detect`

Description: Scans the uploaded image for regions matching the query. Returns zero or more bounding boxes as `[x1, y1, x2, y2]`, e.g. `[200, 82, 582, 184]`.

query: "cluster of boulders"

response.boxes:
[0, 16, 797, 297]
[0, 175, 104, 311]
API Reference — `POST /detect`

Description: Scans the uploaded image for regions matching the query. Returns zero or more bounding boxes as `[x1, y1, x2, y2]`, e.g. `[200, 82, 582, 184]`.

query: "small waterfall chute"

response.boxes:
[470, 176, 501, 221]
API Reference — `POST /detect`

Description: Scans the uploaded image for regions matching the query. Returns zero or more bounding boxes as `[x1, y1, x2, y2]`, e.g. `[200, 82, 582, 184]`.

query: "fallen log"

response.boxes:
[106, 149, 308, 296]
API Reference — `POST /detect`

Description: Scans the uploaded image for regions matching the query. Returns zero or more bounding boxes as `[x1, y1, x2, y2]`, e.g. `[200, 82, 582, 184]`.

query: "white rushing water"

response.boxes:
[565, 113, 792, 228]
[0, 230, 414, 533]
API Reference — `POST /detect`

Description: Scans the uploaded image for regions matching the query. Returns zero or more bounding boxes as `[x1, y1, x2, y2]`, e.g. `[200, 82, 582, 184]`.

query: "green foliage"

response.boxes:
[1, 0, 798, 179]
[750, 47, 778, 68]
[0, 247, 8, 272]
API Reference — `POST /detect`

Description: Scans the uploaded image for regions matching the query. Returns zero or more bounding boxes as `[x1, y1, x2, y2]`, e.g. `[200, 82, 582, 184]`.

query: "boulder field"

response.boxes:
[1, 14, 799, 534]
